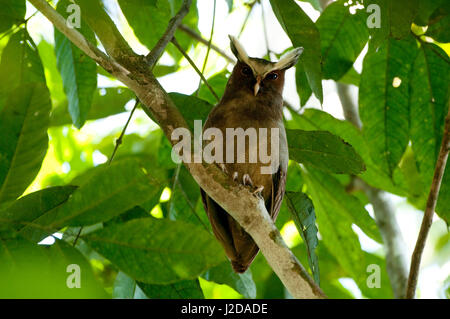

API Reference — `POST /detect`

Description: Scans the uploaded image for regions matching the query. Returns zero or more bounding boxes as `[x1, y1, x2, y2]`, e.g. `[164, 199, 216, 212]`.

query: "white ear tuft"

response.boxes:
[229, 35, 250, 64]
[275, 47, 304, 70]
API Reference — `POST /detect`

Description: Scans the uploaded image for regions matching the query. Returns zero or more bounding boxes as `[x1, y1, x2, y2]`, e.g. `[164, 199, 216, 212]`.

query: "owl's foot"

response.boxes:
[232, 171, 239, 181]
[242, 174, 264, 198]
[243, 173, 253, 186]
[218, 163, 228, 174]
[252, 185, 264, 197]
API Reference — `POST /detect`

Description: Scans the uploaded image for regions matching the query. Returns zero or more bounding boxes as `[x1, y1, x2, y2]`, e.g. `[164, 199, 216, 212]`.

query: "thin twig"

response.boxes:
[171, 37, 220, 102]
[179, 24, 235, 63]
[108, 98, 140, 164]
[260, 0, 273, 59]
[145, 0, 192, 67]
[238, 1, 257, 38]
[72, 227, 82, 246]
[406, 104, 450, 298]
[196, 0, 216, 94]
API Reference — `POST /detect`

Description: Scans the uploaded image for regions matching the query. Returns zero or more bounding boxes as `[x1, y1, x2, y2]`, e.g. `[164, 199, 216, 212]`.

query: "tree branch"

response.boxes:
[145, 0, 193, 67]
[406, 104, 450, 298]
[27, 0, 325, 299]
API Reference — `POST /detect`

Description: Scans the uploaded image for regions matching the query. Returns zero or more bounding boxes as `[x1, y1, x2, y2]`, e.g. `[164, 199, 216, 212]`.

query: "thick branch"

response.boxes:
[27, 0, 324, 298]
[145, 0, 193, 66]
[406, 105, 450, 298]
[75, 0, 139, 69]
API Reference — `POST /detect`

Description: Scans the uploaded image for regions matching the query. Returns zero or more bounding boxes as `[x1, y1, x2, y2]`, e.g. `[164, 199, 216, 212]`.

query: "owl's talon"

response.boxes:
[243, 174, 253, 186]
[232, 171, 238, 181]
[219, 163, 228, 174]
[252, 186, 264, 197]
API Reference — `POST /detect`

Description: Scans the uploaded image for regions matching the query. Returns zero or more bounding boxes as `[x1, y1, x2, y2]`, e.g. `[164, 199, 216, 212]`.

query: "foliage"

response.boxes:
[0, 0, 449, 299]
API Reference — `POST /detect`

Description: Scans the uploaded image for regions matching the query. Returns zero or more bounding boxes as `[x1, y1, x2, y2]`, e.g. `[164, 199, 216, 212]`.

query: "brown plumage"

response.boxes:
[200, 36, 303, 273]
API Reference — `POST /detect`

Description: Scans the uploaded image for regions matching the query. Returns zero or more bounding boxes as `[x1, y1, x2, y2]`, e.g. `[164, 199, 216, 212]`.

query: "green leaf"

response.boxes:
[359, 36, 418, 177]
[0, 237, 107, 298]
[270, 0, 323, 103]
[54, 0, 97, 128]
[414, 0, 447, 26]
[0, 0, 25, 33]
[168, 165, 210, 230]
[287, 109, 408, 195]
[338, 67, 360, 86]
[226, 0, 233, 12]
[0, 84, 51, 203]
[197, 71, 228, 105]
[365, 0, 418, 46]
[410, 43, 450, 188]
[295, 63, 312, 106]
[286, 129, 365, 174]
[37, 40, 66, 107]
[302, 167, 382, 243]
[138, 279, 204, 299]
[299, 0, 322, 12]
[0, 29, 46, 111]
[426, 5, 450, 43]
[0, 186, 77, 236]
[285, 191, 320, 284]
[301, 167, 368, 281]
[50, 87, 135, 126]
[20, 159, 162, 241]
[169, 92, 214, 131]
[202, 261, 256, 299]
[316, 1, 369, 80]
[118, 0, 198, 62]
[84, 217, 226, 284]
[112, 271, 148, 299]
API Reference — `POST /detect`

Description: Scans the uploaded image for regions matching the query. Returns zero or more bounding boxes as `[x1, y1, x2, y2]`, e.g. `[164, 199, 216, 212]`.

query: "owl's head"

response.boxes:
[227, 35, 303, 97]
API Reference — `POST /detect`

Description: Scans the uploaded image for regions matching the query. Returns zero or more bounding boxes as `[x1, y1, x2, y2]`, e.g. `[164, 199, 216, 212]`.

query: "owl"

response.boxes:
[200, 36, 303, 273]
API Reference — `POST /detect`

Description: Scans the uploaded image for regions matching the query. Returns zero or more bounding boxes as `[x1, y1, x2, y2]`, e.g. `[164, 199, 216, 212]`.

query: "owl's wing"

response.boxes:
[270, 165, 287, 221]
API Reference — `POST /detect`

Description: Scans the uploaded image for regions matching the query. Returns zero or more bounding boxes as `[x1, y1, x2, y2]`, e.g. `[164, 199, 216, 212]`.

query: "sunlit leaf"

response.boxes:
[285, 191, 320, 284]
[20, 159, 162, 241]
[0, 237, 107, 298]
[0, 29, 46, 111]
[0, 186, 77, 236]
[54, 0, 97, 128]
[50, 87, 135, 127]
[0, 0, 25, 33]
[359, 35, 418, 177]
[202, 261, 256, 299]
[316, 1, 368, 80]
[410, 42, 450, 222]
[0, 84, 51, 203]
[84, 217, 226, 284]
[286, 129, 365, 174]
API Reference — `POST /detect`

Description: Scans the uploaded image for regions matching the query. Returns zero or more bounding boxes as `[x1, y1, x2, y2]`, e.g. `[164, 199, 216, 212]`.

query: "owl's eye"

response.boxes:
[241, 66, 252, 76]
[266, 72, 278, 80]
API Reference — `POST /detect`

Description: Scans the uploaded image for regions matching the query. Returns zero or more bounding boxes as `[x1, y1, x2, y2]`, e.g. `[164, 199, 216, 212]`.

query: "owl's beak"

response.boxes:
[254, 75, 262, 96]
